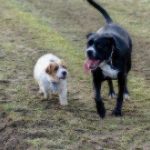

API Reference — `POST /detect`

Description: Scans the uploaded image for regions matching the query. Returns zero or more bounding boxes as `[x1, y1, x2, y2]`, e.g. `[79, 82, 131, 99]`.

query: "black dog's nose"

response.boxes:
[87, 50, 94, 58]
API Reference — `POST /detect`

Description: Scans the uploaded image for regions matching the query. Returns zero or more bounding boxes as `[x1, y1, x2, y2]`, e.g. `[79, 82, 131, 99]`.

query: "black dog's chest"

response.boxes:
[92, 67, 118, 81]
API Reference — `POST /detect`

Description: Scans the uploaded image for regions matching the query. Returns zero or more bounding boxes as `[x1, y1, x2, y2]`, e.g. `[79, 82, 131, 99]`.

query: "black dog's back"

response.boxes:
[98, 23, 132, 54]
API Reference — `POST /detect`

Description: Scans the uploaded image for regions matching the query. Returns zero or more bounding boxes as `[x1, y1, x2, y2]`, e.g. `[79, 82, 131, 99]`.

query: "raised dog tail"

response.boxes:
[87, 0, 113, 24]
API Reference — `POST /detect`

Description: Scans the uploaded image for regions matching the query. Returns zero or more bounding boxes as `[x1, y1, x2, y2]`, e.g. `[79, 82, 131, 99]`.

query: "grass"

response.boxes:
[0, 0, 150, 149]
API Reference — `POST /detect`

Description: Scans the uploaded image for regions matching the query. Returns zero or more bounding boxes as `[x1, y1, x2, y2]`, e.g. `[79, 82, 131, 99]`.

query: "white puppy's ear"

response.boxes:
[46, 64, 52, 74]
[46, 63, 59, 75]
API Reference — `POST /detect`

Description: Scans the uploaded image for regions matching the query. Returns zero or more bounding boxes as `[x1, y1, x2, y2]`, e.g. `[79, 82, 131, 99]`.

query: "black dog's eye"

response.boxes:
[88, 40, 94, 46]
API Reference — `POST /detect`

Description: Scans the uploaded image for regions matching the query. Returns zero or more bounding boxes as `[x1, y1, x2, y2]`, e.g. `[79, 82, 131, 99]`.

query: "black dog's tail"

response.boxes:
[87, 0, 113, 24]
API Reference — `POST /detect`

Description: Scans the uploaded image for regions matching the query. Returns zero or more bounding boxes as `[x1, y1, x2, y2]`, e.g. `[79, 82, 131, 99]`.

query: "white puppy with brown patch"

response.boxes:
[34, 53, 68, 105]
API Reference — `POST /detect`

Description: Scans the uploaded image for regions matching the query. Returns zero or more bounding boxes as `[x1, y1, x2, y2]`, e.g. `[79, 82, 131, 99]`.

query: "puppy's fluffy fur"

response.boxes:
[34, 53, 68, 105]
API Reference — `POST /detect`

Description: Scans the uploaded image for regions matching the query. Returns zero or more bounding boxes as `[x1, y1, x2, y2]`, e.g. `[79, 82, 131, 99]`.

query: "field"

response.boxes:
[0, 0, 150, 149]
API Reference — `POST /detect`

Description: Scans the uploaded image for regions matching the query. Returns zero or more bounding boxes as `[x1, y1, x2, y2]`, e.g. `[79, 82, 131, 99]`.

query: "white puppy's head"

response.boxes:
[45, 60, 67, 82]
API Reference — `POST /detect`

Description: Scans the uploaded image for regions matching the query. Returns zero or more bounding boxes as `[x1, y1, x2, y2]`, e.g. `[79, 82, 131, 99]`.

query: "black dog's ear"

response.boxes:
[106, 37, 114, 45]
[111, 35, 130, 52]
[103, 33, 129, 52]
[86, 32, 95, 39]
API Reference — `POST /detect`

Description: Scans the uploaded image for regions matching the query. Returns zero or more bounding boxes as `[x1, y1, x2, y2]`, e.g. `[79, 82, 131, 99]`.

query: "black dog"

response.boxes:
[85, 0, 132, 118]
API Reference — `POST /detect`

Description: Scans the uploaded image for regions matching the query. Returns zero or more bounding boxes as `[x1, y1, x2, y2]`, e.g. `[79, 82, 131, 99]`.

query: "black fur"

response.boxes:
[86, 0, 132, 118]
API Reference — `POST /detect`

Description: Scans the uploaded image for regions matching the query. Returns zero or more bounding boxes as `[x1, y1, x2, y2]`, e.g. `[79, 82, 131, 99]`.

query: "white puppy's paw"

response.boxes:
[43, 92, 49, 100]
[38, 89, 43, 95]
[60, 99, 68, 106]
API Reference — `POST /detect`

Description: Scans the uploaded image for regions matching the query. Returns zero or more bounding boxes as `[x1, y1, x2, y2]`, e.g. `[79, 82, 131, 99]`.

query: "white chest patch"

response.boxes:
[50, 82, 59, 93]
[99, 62, 119, 79]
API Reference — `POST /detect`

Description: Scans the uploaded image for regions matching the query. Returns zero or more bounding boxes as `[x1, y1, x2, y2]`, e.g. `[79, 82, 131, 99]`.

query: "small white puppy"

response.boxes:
[34, 53, 68, 105]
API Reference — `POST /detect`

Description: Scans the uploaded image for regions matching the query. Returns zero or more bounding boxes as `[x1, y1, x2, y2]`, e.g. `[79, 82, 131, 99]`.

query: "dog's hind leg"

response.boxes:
[108, 80, 116, 99]
[58, 80, 68, 106]
[124, 58, 131, 100]
[123, 79, 130, 100]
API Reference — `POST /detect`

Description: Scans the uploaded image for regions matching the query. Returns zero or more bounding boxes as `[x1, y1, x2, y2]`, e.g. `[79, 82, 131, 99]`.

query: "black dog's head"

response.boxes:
[85, 32, 114, 70]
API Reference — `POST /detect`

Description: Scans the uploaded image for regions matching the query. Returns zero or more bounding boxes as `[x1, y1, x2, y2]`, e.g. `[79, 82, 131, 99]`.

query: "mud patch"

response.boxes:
[0, 118, 30, 149]
[3, 135, 29, 150]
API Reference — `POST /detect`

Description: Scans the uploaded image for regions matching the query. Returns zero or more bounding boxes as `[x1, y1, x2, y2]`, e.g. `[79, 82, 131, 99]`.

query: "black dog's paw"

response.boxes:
[96, 101, 106, 118]
[112, 109, 122, 117]
[123, 93, 130, 101]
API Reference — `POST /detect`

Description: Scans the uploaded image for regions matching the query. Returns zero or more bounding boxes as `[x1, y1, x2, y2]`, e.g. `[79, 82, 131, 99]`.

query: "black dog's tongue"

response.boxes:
[84, 59, 100, 71]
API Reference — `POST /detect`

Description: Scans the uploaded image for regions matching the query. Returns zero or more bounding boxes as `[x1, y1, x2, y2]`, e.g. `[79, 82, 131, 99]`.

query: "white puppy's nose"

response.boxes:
[62, 71, 67, 76]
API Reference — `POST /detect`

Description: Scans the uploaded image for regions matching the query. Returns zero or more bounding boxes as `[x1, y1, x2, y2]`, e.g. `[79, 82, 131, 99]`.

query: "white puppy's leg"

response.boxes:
[37, 81, 43, 94]
[59, 80, 68, 106]
[38, 85, 43, 94]
[38, 89, 43, 94]
[38, 81, 49, 99]
[40, 85, 49, 99]
[48, 90, 52, 100]
[43, 90, 49, 99]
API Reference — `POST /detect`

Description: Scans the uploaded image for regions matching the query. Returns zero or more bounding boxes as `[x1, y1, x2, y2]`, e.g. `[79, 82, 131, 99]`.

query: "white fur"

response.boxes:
[97, 27, 103, 33]
[34, 53, 68, 105]
[124, 93, 130, 100]
[109, 93, 116, 99]
[99, 61, 118, 79]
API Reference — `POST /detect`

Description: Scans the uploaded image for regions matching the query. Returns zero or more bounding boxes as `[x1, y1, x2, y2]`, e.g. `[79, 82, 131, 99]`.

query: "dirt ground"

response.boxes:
[0, 0, 150, 149]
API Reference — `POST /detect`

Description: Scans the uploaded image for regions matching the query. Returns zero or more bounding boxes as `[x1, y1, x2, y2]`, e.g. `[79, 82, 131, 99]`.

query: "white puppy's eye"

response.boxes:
[54, 66, 59, 71]
[62, 65, 67, 69]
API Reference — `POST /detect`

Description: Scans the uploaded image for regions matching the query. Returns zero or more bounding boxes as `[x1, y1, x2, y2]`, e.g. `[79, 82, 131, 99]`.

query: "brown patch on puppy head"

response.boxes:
[46, 62, 59, 82]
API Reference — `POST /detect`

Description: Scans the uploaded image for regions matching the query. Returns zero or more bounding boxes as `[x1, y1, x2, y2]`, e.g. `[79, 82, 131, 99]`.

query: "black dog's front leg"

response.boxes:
[112, 74, 126, 116]
[93, 75, 106, 118]
[108, 80, 116, 98]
